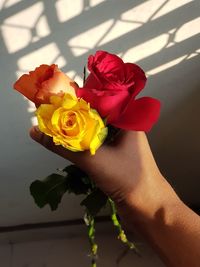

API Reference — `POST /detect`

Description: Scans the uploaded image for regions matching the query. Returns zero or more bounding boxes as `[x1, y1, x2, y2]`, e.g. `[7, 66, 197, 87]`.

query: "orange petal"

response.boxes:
[36, 71, 77, 104]
[13, 64, 55, 103]
[13, 64, 78, 105]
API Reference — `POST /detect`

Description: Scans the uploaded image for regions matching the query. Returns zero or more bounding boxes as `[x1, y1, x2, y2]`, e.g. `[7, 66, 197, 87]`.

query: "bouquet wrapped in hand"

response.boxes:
[14, 50, 160, 266]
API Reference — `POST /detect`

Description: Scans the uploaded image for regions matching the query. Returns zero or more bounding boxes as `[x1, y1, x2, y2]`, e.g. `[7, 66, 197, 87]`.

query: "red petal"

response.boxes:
[112, 97, 161, 132]
[125, 63, 147, 97]
[88, 50, 123, 74]
[77, 88, 129, 121]
[84, 73, 102, 89]
[86, 52, 147, 96]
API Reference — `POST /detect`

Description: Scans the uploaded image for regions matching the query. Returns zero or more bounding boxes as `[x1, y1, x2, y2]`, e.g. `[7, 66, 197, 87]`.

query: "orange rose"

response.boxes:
[13, 64, 77, 105]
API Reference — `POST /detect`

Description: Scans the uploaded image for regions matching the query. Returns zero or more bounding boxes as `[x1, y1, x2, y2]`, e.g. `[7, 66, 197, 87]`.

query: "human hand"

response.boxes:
[30, 126, 200, 267]
[30, 127, 166, 218]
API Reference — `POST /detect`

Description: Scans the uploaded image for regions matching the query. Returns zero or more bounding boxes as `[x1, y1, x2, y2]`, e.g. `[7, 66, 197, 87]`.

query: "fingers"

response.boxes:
[29, 126, 107, 173]
[29, 126, 87, 165]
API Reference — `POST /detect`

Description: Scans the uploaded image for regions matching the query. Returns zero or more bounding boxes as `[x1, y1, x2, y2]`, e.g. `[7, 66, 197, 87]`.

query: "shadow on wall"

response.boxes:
[0, 0, 199, 224]
[149, 55, 200, 205]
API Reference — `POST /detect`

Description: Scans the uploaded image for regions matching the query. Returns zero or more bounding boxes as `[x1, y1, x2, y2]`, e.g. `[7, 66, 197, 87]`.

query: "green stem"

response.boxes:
[84, 212, 98, 267]
[108, 198, 139, 253]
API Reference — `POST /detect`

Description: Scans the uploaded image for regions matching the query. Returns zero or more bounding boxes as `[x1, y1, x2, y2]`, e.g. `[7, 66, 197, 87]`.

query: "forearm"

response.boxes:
[30, 128, 200, 266]
[117, 174, 200, 267]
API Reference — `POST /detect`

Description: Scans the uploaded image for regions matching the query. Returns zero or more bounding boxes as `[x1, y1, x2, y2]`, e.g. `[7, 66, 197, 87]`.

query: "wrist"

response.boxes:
[116, 173, 182, 229]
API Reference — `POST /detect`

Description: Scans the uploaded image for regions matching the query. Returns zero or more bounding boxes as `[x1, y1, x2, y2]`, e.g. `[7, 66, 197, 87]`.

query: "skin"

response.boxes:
[30, 127, 200, 267]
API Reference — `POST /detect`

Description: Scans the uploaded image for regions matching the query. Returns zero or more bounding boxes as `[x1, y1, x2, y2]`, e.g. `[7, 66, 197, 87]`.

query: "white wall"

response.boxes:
[0, 223, 164, 267]
[0, 0, 199, 237]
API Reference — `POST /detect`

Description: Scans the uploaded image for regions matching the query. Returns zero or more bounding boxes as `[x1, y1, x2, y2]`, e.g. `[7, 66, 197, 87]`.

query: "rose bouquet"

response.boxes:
[14, 51, 160, 266]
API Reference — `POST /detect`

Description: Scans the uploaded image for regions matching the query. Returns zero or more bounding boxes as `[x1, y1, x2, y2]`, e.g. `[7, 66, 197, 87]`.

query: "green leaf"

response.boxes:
[30, 173, 68, 211]
[63, 165, 93, 195]
[81, 189, 108, 216]
[63, 165, 87, 178]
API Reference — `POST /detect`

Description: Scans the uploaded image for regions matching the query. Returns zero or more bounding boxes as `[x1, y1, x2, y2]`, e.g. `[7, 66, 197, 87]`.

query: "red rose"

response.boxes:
[77, 51, 160, 131]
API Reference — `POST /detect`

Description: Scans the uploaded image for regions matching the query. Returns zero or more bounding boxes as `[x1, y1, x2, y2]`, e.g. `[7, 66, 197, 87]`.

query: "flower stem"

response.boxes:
[83, 66, 86, 85]
[84, 212, 98, 267]
[108, 198, 139, 253]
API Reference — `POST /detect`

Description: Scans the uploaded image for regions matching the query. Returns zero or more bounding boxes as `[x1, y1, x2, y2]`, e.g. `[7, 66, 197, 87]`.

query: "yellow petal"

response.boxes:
[79, 98, 90, 111]
[62, 94, 78, 109]
[90, 127, 108, 155]
[51, 107, 63, 132]
[35, 93, 107, 155]
[36, 104, 55, 135]
[50, 95, 63, 107]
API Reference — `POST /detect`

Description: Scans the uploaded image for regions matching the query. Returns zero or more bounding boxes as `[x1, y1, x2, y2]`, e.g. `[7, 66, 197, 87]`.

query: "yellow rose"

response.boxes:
[36, 93, 107, 155]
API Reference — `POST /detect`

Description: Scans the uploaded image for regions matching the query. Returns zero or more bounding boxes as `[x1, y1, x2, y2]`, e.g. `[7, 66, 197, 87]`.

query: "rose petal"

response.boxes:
[112, 97, 161, 132]
[87, 51, 126, 90]
[84, 73, 102, 90]
[86, 51, 147, 96]
[13, 64, 51, 103]
[14, 64, 77, 105]
[36, 72, 77, 104]
[125, 63, 147, 96]
[77, 88, 130, 121]
[88, 50, 124, 75]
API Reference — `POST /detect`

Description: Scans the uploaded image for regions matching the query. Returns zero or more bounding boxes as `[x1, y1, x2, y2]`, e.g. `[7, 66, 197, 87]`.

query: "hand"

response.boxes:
[30, 127, 163, 208]
[30, 126, 200, 267]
